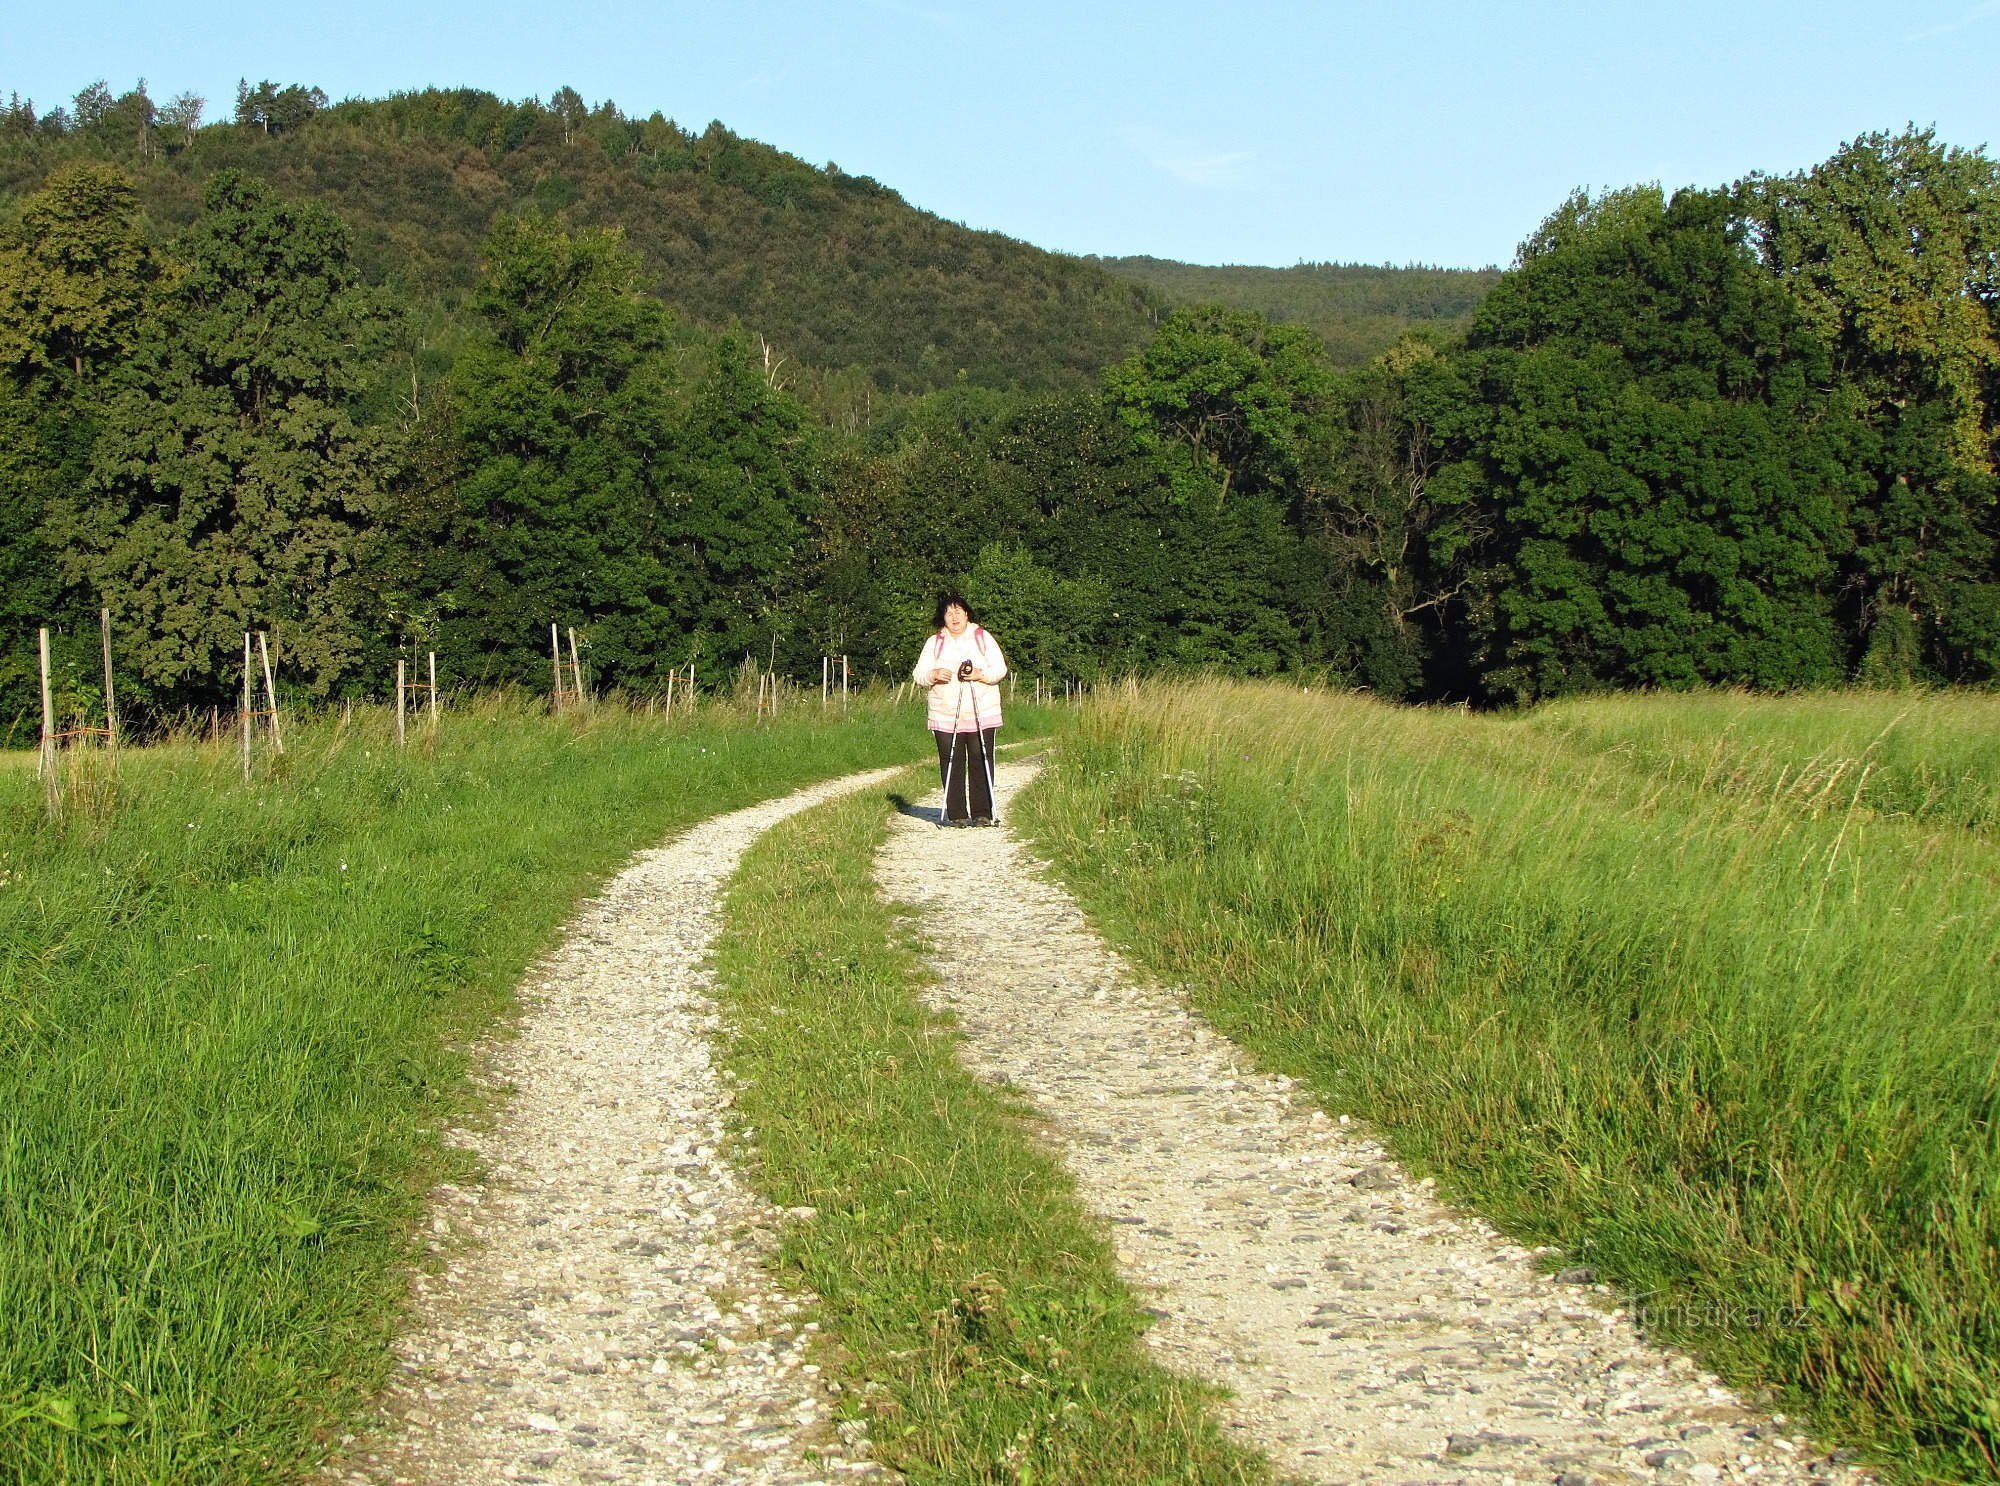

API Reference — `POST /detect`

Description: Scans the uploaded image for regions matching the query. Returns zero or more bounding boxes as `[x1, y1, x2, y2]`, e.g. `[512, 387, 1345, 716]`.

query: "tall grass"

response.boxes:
[1015, 680, 2000, 1483]
[0, 692, 956, 1484]
[1527, 689, 2000, 837]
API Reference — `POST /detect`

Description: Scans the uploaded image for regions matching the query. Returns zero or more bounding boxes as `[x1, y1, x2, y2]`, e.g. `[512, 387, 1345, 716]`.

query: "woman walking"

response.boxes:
[912, 591, 1008, 826]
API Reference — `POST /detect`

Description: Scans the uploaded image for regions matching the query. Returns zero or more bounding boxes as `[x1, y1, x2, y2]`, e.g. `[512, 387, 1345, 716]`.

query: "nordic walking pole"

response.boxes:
[936, 668, 971, 829]
[968, 678, 998, 824]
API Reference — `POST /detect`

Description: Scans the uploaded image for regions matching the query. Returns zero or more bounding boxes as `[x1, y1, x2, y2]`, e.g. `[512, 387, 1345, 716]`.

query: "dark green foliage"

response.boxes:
[1742, 128, 2000, 680]
[371, 213, 819, 690]
[42, 170, 390, 708]
[1439, 187, 1853, 700]
[1103, 305, 1338, 504]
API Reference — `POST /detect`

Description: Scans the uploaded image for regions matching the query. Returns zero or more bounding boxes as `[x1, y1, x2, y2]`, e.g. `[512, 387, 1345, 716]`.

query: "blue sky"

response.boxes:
[8, 0, 1999, 268]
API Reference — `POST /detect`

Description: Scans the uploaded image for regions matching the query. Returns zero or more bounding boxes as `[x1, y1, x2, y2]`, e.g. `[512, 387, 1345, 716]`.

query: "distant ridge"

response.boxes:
[1090, 254, 1501, 364]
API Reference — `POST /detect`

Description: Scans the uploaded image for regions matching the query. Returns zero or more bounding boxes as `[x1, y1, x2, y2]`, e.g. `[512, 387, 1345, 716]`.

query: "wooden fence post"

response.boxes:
[37, 627, 57, 814]
[428, 651, 439, 731]
[567, 628, 583, 708]
[100, 609, 118, 766]
[242, 633, 252, 781]
[258, 631, 283, 753]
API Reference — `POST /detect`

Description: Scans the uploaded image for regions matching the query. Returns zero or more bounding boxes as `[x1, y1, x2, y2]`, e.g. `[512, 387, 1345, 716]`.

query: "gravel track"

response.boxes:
[877, 758, 1872, 1486]
[334, 768, 905, 1486]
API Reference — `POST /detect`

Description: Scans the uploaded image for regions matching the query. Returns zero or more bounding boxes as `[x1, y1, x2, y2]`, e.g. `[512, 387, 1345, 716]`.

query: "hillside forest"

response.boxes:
[1, 80, 1996, 727]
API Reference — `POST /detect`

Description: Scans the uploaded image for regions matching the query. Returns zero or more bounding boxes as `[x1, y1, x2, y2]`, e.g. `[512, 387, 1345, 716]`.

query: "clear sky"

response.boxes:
[7, 0, 1998, 269]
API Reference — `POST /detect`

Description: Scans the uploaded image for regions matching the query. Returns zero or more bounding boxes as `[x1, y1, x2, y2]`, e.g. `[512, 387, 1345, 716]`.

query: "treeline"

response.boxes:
[2, 84, 1996, 725]
[1092, 256, 1503, 365]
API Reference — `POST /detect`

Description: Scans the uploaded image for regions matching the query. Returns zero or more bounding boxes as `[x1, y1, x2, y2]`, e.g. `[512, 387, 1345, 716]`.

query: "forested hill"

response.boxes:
[0, 85, 1164, 396]
[1091, 256, 1501, 364]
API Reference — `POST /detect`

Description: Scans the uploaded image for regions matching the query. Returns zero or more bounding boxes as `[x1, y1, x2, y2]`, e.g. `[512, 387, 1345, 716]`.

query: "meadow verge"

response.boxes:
[709, 775, 1268, 1486]
[1014, 680, 2000, 1484]
[0, 696, 943, 1484]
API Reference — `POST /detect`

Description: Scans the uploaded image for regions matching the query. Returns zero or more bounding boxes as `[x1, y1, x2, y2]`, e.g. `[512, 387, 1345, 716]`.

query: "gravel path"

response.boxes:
[878, 758, 1872, 1486]
[335, 768, 905, 1486]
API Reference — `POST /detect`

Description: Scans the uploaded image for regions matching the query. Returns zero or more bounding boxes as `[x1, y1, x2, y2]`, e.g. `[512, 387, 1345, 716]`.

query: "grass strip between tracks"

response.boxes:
[711, 774, 1268, 1486]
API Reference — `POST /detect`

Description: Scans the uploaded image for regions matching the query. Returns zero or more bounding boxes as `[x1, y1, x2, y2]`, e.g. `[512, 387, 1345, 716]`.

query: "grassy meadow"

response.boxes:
[0, 691, 962, 1485]
[1014, 681, 2000, 1483]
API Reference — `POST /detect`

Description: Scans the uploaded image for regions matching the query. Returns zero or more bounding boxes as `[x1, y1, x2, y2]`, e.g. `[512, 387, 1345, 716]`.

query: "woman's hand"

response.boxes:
[930, 667, 953, 685]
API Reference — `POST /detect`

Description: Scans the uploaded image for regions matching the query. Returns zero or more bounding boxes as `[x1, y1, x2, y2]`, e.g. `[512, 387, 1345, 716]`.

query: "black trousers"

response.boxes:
[932, 727, 998, 822]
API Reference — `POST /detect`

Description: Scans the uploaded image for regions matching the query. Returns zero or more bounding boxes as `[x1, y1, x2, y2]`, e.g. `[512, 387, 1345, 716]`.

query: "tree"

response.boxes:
[1741, 129, 2000, 677]
[1302, 335, 1485, 695]
[234, 79, 324, 135]
[159, 92, 205, 152]
[962, 542, 1111, 682]
[1102, 305, 1336, 504]
[70, 80, 112, 130]
[45, 171, 390, 706]
[1442, 186, 1850, 700]
[0, 162, 151, 378]
[550, 86, 586, 146]
[0, 165, 155, 721]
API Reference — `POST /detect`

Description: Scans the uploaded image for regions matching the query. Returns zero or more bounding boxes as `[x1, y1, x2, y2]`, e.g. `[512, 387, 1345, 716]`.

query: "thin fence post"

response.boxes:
[822, 655, 829, 708]
[567, 628, 583, 708]
[396, 659, 407, 748]
[842, 654, 849, 712]
[100, 609, 118, 767]
[38, 627, 57, 814]
[258, 631, 283, 753]
[242, 633, 252, 781]
[428, 651, 439, 731]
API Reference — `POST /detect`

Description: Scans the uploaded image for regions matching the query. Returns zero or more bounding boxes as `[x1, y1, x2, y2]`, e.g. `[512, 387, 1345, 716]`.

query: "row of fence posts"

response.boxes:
[822, 655, 850, 713]
[396, 652, 439, 747]
[240, 630, 284, 780]
[30, 616, 1095, 815]
[35, 611, 118, 815]
[887, 674, 1086, 705]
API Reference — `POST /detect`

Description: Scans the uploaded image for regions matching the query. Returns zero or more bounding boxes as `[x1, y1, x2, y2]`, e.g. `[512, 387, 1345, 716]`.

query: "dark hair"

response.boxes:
[932, 590, 973, 628]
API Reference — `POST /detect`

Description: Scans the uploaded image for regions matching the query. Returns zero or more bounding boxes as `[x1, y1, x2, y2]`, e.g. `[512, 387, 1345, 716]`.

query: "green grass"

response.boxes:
[1014, 680, 2000, 1484]
[1525, 689, 2000, 837]
[709, 776, 1268, 1486]
[0, 692, 964, 1484]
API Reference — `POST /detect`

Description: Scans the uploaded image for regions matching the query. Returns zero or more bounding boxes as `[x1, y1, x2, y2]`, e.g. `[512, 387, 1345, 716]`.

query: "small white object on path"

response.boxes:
[877, 758, 1871, 1486]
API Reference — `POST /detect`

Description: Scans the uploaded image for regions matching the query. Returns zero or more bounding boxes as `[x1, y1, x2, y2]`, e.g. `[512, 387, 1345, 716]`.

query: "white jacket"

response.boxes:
[911, 626, 1007, 733]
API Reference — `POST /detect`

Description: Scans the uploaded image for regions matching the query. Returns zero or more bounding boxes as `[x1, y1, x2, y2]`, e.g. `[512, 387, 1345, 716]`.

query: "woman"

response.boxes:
[911, 591, 1007, 826]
